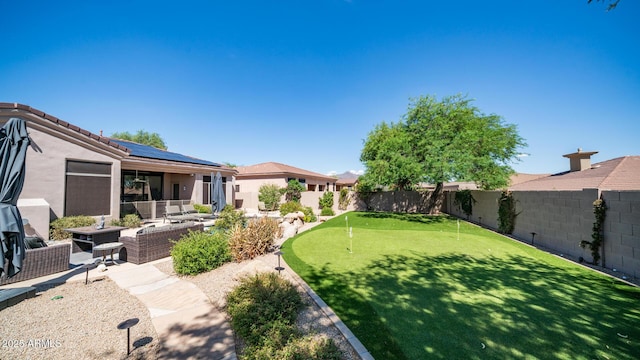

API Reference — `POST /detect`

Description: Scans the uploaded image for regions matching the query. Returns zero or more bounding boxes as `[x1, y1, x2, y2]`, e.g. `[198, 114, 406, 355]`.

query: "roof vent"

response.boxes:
[562, 148, 598, 172]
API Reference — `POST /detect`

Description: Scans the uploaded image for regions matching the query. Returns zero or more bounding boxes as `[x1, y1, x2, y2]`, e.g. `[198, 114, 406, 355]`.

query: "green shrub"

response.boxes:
[280, 201, 303, 217]
[259, 184, 284, 211]
[193, 203, 213, 214]
[338, 188, 351, 211]
[320, 207, 335, 216]
[284, 179, 305, 202]
[229, 217, 280, 261]
[110, 214, 142, 228]
[302, 206, 317, 223]
[318, 191, 334, 210]
[226, 272, 303, 347]
[244, 336, 343, 360]
[171, 230, 232, 275]
[50, 215, 96, 240]
[216, 205, 246, 232]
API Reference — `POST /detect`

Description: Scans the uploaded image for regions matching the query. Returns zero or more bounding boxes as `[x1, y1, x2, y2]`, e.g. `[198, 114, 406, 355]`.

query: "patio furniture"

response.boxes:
[118, 222, 204, 264]
[93, 242, 123, 265]
[164, 205, 199, 223]
[65, 225, 127, 257]
[181, 204, 217, 221]
[0, 242, 71, 285]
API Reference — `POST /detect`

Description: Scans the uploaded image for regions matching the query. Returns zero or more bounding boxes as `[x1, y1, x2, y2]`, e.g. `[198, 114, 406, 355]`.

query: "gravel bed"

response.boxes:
[0, 277, 159, 360]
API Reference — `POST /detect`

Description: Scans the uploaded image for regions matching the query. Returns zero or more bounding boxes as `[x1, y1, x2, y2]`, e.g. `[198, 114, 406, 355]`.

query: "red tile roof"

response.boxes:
[509, 156, 640, 191]
[236, 162, 336, 181]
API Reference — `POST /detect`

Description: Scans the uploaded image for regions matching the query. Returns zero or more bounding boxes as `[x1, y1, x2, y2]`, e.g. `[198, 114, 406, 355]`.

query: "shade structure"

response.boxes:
[0, 118, 32, 278]
[211, 171, 226, 214]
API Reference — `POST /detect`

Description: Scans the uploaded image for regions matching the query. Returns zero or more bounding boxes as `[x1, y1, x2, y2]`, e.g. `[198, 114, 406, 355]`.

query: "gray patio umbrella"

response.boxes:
[211, 171, 226, 213]
[0, 118, 32, 278]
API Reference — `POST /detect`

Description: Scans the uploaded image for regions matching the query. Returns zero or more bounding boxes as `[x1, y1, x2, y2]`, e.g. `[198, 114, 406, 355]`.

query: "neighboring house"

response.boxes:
[0, 103, 235, 238]
[509, 150, 640, 191]
[234, 162, 337, 210]
[336, 177, 358, 191]
[335, 171, 360, 191]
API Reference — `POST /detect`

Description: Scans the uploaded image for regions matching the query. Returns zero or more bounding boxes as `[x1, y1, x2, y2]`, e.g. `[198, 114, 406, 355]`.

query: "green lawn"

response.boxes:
[281, 212, 640, 359]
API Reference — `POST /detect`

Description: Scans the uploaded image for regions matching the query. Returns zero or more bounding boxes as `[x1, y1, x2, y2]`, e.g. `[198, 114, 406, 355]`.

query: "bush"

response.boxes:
[338, 188, 350, 211]
[193, 203, 213, 214]
[318, 191, 334, 210]
[279, 201, 303, 217]
[302, 206, 317, 223]
[284, 179, 305, 202]
[227, 273, 342, 360]
[259, 184, 283, 211]
[171, 230, 232, 275]
[216, 205, 246, 232]
[226, 272, 303, 347]
[229, 217, 280, 261]
[244, 336, 343, 360]
[110, 214, 142, 228]
[50, 215, 96, 240]
[320, 207, 335, 216]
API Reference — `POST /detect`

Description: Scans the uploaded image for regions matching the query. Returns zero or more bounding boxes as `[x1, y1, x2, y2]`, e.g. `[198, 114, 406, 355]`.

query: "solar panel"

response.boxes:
[111, 139, 221, 167]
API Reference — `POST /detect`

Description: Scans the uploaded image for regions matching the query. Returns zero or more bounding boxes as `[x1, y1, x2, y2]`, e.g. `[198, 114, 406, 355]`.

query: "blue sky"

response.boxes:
[2, 1, 638, 176]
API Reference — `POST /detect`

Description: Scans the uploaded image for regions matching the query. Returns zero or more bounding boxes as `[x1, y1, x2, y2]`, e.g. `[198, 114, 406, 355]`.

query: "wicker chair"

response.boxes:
[0, 243, 71, 286]
[118, 222, 204, 265]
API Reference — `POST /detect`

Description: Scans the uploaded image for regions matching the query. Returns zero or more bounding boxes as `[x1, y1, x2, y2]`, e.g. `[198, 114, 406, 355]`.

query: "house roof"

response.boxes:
[110, 139, 221, 167]
[336, 177, 358, 186]
[509, 156, 640, 191]
[236, 162, 336, 181]
[0, 102, 225, 169]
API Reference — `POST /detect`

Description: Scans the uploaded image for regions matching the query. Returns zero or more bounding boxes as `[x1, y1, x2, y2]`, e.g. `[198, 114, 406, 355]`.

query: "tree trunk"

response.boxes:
[427, 182, 444, 214]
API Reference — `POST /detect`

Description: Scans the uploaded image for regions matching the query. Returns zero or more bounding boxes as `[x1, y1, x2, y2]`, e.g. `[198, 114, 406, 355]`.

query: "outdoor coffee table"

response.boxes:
[93, 242, 123, 265]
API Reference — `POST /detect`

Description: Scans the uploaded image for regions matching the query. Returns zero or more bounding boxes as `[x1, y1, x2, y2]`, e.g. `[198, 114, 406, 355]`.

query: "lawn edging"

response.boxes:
[281, 256, 374, 360]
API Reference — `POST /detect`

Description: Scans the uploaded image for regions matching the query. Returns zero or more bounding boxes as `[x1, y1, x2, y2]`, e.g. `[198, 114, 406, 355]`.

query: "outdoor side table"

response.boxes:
[93, 242, 123, 265]
[65, 226, 127, 256]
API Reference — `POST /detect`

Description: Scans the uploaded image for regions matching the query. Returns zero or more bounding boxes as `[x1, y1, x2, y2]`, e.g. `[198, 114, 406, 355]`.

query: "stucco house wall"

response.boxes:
[22, 119, 123, 220]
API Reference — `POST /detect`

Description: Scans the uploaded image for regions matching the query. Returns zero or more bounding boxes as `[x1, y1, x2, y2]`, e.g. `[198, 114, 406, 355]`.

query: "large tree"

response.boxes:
[110, 130, 167, 150]
[361, 94, 526, 210]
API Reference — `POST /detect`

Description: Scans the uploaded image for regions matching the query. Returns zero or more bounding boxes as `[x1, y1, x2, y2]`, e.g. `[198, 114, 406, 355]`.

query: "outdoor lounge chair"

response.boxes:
[181, 204, 217, 221]
[164, 205, 198, 223]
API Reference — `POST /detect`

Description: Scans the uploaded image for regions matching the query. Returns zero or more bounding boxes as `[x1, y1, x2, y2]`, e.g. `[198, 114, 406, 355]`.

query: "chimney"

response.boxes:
[562, 148, 598, 172]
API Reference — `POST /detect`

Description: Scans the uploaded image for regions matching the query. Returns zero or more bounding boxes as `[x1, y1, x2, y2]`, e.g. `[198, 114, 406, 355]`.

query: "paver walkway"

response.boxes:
[108, 264, 236, 360]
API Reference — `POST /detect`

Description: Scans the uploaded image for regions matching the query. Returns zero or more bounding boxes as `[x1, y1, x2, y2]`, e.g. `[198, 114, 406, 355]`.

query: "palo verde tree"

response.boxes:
[361, 94, 526, 212]
[110, 130, 167, 150]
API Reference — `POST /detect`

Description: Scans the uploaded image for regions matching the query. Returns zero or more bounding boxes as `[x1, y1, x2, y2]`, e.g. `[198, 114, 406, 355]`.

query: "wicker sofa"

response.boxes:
[0, 242, 71, 286]
[118, 222, 204, 265]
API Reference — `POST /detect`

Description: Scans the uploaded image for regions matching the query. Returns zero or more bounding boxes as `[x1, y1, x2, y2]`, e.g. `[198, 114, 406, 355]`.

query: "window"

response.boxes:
[235, 184, 240, 192]
[121, 170, 163, 201]
[308, 184, 317, 191]
[317, 185, 324, 192]
[65, 160, 111, 216]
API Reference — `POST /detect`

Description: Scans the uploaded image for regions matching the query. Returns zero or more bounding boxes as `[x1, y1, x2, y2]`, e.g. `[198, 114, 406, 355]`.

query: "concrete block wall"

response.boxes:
[602, 191, 640, 279]
[446, 189, 640, 279]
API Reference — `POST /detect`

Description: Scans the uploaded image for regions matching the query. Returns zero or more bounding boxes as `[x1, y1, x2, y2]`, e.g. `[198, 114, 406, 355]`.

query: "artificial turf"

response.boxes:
[281, 211, 640, 359]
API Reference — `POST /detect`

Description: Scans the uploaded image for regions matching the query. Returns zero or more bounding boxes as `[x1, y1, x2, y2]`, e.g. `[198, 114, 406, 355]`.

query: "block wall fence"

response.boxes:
[443, 189, 640, 280]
